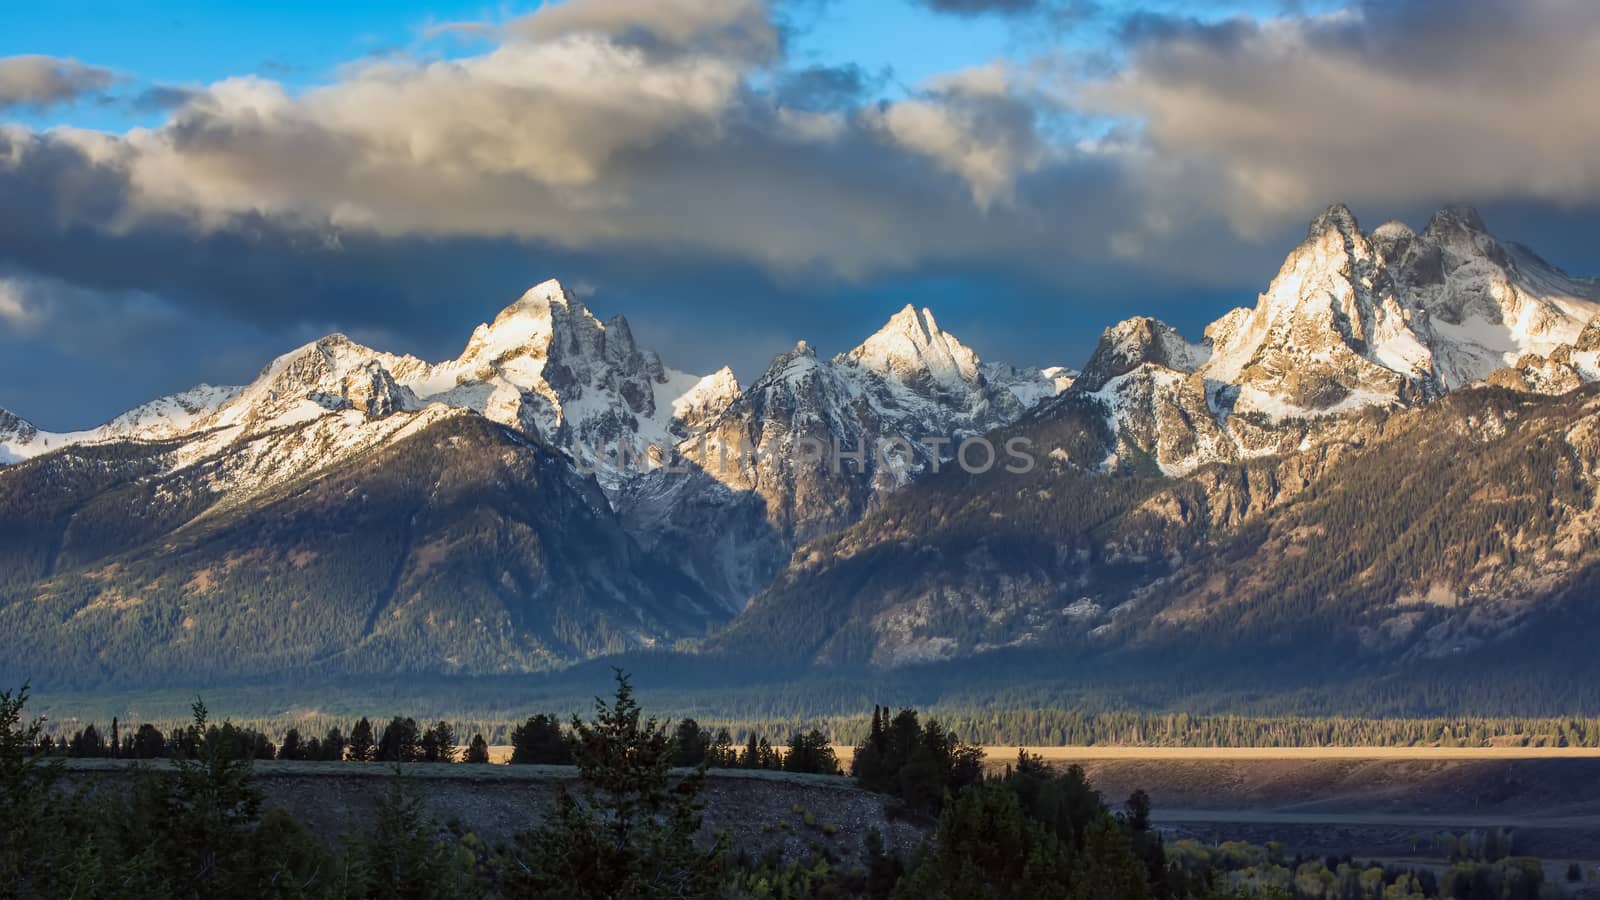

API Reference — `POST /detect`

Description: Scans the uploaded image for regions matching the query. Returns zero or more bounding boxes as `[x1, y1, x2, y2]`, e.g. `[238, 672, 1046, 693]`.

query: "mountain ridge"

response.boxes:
[6, 202, 1600, 696]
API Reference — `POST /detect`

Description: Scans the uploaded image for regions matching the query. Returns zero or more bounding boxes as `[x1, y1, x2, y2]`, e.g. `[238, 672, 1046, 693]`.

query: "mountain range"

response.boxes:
[5, 203, 1600, 702]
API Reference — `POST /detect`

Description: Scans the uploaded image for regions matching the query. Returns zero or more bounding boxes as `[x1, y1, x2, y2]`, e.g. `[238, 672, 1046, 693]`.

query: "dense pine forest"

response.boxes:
[2, 676, 1564, 899]
[38, 702, 1600, 761]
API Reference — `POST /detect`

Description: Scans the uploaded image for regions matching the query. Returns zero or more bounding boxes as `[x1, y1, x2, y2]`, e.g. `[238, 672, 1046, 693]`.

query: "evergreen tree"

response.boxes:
[495, 669, 724, 900]
[509, 714, 573, 765]
[70, 723, 106, 758]
[708, 728, 736, 768]
[421, 721, 458, 763]
[0, 684, 71, 896]
[162, 699, 265, 899]
[377, 717, 422, 763]
[783, 729, 842, 775]
[892, 783, 1075, 900]
[466, 734, 491, 764]
[132, 723, 166, 759]
[851, 705, 889, 788]
[278, 728, 305, 761]
[358, 774, 466, 899]
[348, 717, 376, 762]
[672, 717, 711, 767]
[320, 727, 347, 761]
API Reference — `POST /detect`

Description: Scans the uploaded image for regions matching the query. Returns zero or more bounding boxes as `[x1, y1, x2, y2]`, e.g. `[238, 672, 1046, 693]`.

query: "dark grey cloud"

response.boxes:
[774, 64, 885, 111]
[0, 55, 118, 111]
[130, 85, 200, 113]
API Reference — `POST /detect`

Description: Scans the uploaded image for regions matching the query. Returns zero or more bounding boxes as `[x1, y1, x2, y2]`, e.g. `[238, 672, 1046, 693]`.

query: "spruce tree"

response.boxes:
[709, 728, 736, 768]
[320, 727, 347, 761]
[348, 718, 376, 762]
[509, 714, 573, 765]
[672, 718, 710, 767]
[0, 684, 70, 896]
[377, 717, 421, 763]
[162, 699, 264, 899]
[496, 669, 724, 899]
[466, 734, 491, 764]
[277, 728, 305, 761]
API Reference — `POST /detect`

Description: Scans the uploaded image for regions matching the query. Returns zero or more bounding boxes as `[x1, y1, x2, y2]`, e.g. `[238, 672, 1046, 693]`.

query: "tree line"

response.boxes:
[4, 675, 1552, 899]
[43, 704, 1600, 770]
[36, 709, 845, 775]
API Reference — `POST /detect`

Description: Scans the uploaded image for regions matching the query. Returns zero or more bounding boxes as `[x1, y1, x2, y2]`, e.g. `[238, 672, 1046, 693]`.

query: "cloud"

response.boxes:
[511, 0, 781, 62]
[1087, 0, 1600, 229]
[0, 278, 42, 332]
[0, 55, 118, 111]
[0, 0, 1085, 280]
[131, 85, 201, 113]
[868, 63, 1052, 208]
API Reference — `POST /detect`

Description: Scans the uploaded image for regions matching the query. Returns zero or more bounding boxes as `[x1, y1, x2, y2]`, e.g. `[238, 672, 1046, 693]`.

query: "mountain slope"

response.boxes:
[0, 283, 1070, 682]
[716, 383, 1600, 674]
[714, 204, 1600, 677]
[0, 409, 718, 687]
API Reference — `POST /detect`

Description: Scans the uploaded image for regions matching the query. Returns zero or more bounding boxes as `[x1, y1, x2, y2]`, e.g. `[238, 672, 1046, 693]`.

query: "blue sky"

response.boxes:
[1, 0, 1597, 429]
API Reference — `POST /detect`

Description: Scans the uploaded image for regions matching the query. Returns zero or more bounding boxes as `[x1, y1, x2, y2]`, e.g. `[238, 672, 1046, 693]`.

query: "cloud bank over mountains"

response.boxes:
[0, 0, 1598, 427]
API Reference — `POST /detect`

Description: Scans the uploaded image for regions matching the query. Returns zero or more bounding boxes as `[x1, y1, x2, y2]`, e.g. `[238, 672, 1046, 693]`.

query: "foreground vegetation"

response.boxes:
[1, 678, 1560, 899]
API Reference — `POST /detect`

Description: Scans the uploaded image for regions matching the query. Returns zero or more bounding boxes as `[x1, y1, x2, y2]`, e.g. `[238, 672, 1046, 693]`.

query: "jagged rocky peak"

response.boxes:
[447, 279, 668, 416]
[1424, 203, 1489, 238]
[461, 279, 592, 365]
[1308, 202, 1363, 240]
[1078, 317, 1208, 391]
[202, 332, 425, 435]
[844, 304, 981, 390]
[260, 334, 412, 401]
[1197, 202, 1433, 416]
[672, 365, 742, 431]
[1369, 219, 1416, 260]
[767, 340, 821, 379]
[0, 407, 38, 442]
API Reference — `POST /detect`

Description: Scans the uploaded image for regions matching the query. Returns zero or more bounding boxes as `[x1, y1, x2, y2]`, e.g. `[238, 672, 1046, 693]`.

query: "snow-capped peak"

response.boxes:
[1081, 203, 1600, 477]
[1077, 316, 1209, 392]
[454, 278, 586, 370]
[0, 407, 41, 464]
[1308, 202, 1362, 239]
[843, 304, 981, 391]
[96, 384, 243, 442]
